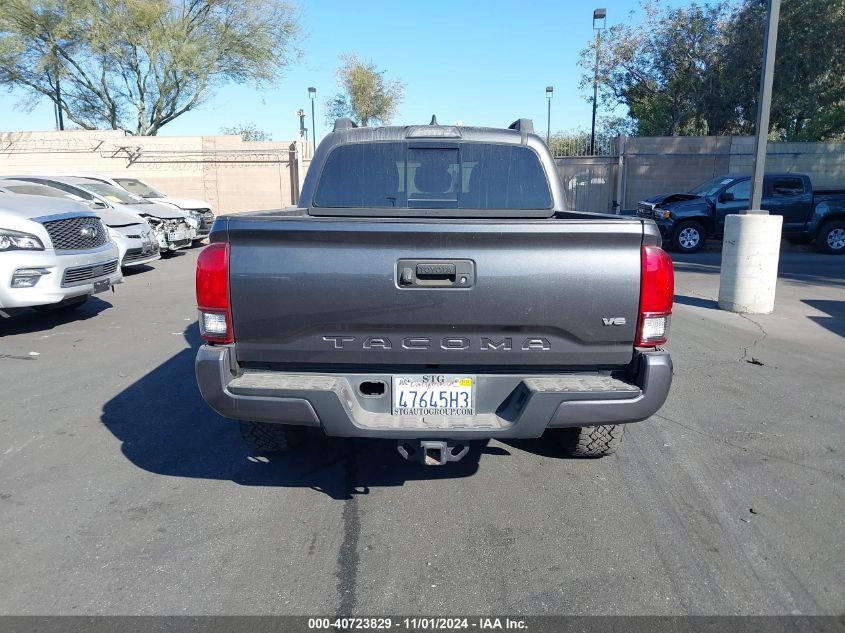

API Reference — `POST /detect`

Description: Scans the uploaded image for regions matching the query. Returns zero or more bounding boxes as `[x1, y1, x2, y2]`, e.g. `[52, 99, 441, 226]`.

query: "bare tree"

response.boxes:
[220, 123, 272, 141]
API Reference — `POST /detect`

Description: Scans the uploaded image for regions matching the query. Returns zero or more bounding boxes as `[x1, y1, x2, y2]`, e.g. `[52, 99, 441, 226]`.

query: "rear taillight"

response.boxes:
[196, 242, 233, 344]
[636, 245, 674, 347]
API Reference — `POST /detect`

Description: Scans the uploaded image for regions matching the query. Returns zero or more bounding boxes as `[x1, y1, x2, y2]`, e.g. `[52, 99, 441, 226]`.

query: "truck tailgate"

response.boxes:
[226, 216, 645, 369]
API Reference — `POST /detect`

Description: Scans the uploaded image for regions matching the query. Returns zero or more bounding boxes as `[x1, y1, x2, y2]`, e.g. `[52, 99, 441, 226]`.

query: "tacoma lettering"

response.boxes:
[322, 336, 551, 351]
[481, 337, 512, 351]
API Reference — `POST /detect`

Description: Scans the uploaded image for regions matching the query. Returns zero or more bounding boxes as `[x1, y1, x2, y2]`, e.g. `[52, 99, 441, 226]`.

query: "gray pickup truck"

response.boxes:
[195, 118, 674, 465]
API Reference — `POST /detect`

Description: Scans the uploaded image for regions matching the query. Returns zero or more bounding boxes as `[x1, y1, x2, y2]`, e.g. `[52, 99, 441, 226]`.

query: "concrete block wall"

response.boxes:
[619, 136, 845, 208]
[3, 129, 843, 215]
[622, 136, 733, 207]
[728, 139, 845, 190]
[0, 129, 305, 214]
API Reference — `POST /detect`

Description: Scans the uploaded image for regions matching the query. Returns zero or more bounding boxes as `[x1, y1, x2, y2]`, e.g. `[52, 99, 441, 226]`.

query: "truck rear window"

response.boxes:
[313, 142, 552, 210]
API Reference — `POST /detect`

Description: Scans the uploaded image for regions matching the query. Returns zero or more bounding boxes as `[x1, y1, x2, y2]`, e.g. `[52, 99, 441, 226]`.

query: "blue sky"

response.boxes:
[0, 0, 677, 140]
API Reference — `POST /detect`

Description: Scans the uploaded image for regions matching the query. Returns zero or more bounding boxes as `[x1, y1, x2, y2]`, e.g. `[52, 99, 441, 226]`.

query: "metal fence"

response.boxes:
[556, 157, 620, 214]
[551, 135, 621, 214]
[548, 134, 616, 158]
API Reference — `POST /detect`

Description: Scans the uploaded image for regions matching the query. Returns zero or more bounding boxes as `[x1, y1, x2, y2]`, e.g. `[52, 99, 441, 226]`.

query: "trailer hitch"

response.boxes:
[397, 440, 470, 466]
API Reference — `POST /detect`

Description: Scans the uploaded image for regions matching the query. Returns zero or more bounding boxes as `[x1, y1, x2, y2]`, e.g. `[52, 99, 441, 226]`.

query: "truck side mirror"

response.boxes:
[718, 192, 734, 203]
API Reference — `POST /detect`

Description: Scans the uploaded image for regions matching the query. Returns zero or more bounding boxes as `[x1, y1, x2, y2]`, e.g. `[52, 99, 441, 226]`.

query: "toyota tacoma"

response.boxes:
[195, 118, 674, 464]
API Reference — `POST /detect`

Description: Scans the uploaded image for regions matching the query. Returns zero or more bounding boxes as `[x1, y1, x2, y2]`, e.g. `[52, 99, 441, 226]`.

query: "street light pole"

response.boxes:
[748, 0, 781, 212]
[590, 8, 606, 155]
[308, 87, 317, 146]
[546, 86, 554, 145]
[718, 0, 783, 315]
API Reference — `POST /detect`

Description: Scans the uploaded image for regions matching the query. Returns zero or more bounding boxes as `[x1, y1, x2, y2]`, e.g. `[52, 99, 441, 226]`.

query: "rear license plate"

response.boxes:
[168, 230, 187, 241]
[392, 375, 475, 416]
[92, 279, 110, 294]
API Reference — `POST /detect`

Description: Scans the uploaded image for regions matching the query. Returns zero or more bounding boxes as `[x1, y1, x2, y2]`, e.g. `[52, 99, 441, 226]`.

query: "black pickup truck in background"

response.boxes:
[638, 173, 845, 254]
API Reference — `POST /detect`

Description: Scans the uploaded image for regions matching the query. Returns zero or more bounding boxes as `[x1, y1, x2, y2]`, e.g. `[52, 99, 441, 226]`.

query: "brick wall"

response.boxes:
[0, 129, 306, 214]
[621, 136, 733, 207]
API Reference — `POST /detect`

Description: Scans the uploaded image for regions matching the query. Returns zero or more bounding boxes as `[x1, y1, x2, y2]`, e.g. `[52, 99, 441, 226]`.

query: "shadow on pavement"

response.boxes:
[803, 300, 845, 339]
[673, 294, 719, 310]
[779, 273, 845, 288]
[100, 323, 536, 499]
[121, 264, 156, 277]
[499, 437, 568, 458]
[0, 296, 112, 336]
[672, 260, 722, 274]
[671, 252, 845, 287]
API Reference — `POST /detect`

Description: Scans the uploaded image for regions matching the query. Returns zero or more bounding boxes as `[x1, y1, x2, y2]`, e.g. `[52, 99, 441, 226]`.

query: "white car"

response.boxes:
[10, 176, 193, 253]
[58, 173, 214, 240]
[0, 193, 122, 312]
[0, 179, 160, 269]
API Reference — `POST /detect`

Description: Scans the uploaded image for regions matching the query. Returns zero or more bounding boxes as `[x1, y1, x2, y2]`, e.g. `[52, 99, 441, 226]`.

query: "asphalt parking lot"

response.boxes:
[0, 246, 842, 615]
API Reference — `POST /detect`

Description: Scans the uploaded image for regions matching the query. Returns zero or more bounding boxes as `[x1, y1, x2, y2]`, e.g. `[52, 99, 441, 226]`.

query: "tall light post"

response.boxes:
[717, 0, 783, 315]
[308, 87, 317, 145]
[748, 0, 780, 211]
[546, 86, 554, 145]
[590, 8, 606, 155]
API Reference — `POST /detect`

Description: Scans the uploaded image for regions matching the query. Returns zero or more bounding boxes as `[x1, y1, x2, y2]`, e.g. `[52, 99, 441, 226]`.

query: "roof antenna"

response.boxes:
[429, 115, 438, 126]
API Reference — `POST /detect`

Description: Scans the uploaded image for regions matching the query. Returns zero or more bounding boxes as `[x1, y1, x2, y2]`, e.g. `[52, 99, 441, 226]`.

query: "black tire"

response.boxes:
[817, 221, 845, 255]
[34, 296, 88, 313]
[239, 421, 307, 453]
[671, 220, 706, 253]
[556, 424, 625, 457]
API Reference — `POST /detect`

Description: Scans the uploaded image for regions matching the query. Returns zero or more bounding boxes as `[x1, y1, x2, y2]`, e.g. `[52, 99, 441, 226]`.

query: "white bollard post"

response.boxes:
[718, 213, 783, 314]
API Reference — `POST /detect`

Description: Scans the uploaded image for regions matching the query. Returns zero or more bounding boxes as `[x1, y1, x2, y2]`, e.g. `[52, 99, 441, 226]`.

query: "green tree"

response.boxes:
[582, 0, 845, 141]
[220, 123, 272, 141]
[720, 0, 845, 140]
[580, 0, 730, 137]
[0, 0, 300, 135]
[325, 53, 404, 127]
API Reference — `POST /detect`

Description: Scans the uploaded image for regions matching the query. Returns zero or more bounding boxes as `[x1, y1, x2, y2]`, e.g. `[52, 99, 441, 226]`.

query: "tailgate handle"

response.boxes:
[397, 259, 474, 288]
[416, 263, 456, 281]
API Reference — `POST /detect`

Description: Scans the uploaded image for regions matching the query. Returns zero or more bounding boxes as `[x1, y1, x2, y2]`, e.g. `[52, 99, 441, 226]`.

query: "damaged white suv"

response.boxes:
[11, 176, 194, 254]
[0, 193, 122, 313]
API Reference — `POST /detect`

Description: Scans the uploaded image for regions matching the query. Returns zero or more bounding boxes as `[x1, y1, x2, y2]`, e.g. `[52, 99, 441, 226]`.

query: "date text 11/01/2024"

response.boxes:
[307, 617, 528, 629]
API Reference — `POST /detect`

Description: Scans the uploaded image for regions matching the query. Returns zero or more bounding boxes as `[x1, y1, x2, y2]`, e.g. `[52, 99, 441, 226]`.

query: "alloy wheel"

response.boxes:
[678, 227, 701, 250]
